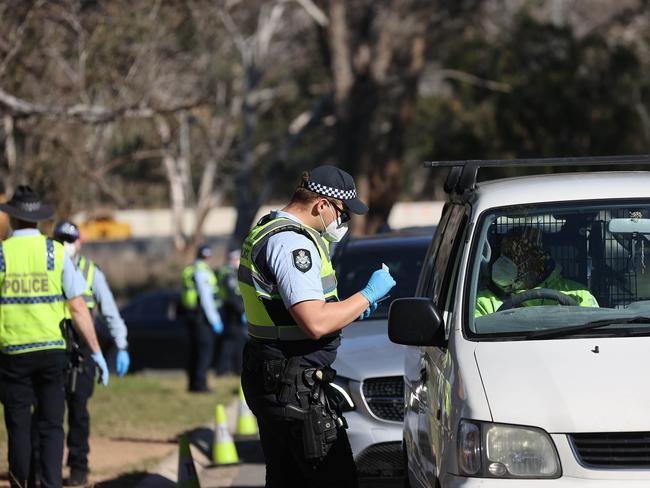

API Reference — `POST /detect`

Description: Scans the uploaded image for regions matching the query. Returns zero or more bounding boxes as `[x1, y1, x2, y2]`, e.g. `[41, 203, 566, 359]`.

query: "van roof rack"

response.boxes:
[424, 154, 650, 195]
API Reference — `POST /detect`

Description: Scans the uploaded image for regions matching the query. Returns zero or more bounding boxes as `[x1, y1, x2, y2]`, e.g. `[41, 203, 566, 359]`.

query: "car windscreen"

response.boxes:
[468, 200, 650, 339]
[336, 237, 430, 320]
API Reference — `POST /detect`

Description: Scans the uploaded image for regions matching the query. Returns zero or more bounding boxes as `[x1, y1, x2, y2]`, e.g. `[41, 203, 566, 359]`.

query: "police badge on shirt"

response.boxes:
[292, 249, 312, 273]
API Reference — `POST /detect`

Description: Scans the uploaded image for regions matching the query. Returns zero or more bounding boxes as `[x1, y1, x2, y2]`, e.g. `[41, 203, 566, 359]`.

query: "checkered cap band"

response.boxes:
[306, 181, 357, 200]
[20, 201, 42, 211]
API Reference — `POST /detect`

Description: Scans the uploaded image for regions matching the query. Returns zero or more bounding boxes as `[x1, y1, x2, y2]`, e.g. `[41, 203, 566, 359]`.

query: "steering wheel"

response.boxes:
[497, 288, 578, 312]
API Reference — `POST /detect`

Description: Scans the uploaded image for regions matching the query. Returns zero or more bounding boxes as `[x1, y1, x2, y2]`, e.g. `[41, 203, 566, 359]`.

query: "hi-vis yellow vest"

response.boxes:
[238, 213, 338, 341]
[0, 234, 67, 354]
[181, 260, 218, 310]
[77, 255, 96, 309]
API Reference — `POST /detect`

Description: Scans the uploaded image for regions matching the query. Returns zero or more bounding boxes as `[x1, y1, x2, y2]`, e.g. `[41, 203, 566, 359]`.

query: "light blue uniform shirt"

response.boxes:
[12, 229, 87, 299]
[193, 261, 221, 325]
[266, 210, 325, 308]
[75, 256, 129, 350]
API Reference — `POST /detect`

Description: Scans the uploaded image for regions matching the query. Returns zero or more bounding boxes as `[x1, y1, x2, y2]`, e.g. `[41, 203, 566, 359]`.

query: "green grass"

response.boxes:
[88, 372, 240, 440]
[0, 372, 240, 474]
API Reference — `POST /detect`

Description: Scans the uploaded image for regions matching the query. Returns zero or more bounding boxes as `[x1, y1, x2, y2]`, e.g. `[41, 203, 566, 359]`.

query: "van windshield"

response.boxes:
[469, 201, 650, 339]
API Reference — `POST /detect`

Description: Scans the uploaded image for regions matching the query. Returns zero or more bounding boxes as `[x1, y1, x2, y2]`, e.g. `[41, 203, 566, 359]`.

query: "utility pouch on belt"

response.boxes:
[262, 359, 286, 394]
[277, 356, 302, 404]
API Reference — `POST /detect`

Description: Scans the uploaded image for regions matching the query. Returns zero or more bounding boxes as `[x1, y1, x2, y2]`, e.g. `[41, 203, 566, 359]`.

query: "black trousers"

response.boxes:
[215, 323, 247, 375]
[186, 314, 214, 392]
[0, 349, 67, 488]
[65, 351, 96, 473]
[241, 343, 358, 488]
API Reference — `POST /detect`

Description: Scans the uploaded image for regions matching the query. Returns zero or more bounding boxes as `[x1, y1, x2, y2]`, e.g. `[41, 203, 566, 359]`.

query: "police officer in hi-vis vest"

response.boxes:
[0, 186, 109, 488]
[181, 244, 223, 392]
[52, 220, 130, 486]
[239, 166, 396, 487]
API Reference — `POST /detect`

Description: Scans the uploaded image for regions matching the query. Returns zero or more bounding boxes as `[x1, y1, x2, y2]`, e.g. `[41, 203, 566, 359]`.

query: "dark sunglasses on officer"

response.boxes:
[327, 199, 351, 224]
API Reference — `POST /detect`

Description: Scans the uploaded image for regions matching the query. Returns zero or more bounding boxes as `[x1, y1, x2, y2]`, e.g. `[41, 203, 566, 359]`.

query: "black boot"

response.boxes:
[66, 469, 88, 486]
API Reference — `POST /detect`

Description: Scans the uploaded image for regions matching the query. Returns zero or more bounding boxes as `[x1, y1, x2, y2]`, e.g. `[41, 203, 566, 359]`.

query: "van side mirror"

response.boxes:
[388, 297, 445, 347]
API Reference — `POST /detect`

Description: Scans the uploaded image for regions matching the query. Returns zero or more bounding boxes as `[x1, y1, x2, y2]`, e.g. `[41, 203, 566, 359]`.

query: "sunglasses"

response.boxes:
[327, 200, 351, 224]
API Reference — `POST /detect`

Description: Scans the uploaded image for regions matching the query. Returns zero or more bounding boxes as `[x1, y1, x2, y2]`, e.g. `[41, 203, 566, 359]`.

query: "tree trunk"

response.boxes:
[3, 114, 17, 194]
[364, 34, 426, 234]
[155, 115, 187, 252]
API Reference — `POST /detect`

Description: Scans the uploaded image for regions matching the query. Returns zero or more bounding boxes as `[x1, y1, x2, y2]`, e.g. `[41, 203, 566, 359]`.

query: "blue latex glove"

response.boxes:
[358, 302, 378, 321]
[116, 350, 130, 377]
[91, 352, 110, 386]
[241, 312, 247, 324]
[360, 269, 396, 305]
[212, 316, 224, 335]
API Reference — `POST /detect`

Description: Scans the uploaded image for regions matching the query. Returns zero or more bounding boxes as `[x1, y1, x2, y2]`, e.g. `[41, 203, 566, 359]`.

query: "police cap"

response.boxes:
[302, 165, 368, 215]
[53, 220, 80, 243]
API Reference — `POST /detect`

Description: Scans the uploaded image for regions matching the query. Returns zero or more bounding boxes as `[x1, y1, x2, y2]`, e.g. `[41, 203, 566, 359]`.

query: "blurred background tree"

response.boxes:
[0, 0, 648, 245]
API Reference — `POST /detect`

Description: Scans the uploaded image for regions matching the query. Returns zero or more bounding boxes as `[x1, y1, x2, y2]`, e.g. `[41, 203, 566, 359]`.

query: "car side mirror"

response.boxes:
[388, 297, 445, 347]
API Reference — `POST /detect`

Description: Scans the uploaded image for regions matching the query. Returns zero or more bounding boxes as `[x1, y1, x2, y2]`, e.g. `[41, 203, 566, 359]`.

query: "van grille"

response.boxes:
[570, 432, 650, 468]
[362, 376, 404, 422]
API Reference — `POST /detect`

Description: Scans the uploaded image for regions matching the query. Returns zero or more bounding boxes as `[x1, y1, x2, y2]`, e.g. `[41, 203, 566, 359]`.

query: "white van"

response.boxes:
[389, 157, 650, 487]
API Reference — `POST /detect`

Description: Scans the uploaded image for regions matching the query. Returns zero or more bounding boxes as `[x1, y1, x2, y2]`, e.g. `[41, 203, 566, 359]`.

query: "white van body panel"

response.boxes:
[474, 337, 650, 433]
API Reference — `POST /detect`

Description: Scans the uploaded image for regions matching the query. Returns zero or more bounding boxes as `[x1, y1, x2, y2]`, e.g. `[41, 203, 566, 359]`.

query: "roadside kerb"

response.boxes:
[136, 399, 241, 488]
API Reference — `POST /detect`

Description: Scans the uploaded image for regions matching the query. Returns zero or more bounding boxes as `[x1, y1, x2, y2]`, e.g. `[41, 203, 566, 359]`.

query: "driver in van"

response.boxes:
[475, 227, 599, 317]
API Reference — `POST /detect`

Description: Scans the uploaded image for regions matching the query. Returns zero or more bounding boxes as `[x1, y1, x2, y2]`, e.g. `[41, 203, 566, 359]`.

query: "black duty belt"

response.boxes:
[248, 323, 339, 341]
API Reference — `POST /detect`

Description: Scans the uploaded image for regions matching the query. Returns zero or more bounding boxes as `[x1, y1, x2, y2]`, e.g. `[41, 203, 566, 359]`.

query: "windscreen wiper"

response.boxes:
[525, 316, 650, 340]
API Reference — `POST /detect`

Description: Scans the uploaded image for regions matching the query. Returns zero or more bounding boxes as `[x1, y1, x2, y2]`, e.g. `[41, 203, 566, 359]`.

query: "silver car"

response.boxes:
[331, 231, 432, 478]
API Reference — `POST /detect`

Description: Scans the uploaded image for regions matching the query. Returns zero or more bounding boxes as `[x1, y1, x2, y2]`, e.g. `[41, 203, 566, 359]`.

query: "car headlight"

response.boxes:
[330, 376, 355, 412]
[458, 420, 561, 479]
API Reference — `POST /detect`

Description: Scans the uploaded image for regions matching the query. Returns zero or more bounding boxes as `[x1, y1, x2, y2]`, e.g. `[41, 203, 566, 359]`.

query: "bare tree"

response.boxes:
[317, 0, 434, 234]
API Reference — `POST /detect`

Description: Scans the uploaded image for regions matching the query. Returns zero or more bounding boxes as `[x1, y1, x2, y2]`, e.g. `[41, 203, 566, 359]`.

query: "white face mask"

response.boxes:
[319, 202, 349, 243]
[63, 242, 77, 260]
[491, 255, 521, 291]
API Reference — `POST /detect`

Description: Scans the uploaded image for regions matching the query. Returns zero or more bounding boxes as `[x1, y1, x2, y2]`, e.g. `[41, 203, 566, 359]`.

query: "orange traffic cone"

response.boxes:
[212, 404, 239, 465]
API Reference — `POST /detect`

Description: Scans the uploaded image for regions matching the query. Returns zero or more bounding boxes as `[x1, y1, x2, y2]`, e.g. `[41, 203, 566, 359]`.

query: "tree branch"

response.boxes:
[438, 68, 512, 93]
[294, 0, 329, 27]
[0, 86, 210, 123]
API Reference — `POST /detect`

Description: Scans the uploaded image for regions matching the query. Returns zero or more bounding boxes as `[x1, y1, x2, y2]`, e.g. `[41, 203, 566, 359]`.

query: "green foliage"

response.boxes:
[407, 12, 650, 191]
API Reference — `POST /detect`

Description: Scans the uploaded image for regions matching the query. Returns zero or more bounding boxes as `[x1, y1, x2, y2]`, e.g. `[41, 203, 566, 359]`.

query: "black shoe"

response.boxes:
[189, 387, 213, 393]
[66, 469, 88, 486]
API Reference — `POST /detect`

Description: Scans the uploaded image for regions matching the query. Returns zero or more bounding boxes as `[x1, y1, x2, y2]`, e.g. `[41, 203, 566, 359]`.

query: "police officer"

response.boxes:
[0, 186, 109, 488]
[52, 220, 130, 486]
[239, 166, 396, 487]
[181, 244, 224, 392]
[214, 250, 246, 375]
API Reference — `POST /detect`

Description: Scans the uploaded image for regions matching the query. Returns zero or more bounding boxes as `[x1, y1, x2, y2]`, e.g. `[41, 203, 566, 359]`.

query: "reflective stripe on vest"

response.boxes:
[238, 213, 338, 341]
[0, 235, 67, 354]
[77, 255, 96, 309]
[181, 260, 217, 310]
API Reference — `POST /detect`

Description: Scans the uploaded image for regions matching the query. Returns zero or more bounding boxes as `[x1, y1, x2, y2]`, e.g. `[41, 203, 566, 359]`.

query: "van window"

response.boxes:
[469, 200, 650, 339]
[425, 204, 468, 314]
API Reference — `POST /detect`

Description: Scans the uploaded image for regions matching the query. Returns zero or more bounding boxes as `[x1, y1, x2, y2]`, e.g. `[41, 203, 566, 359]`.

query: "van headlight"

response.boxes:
[458, 420, 561, 478]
